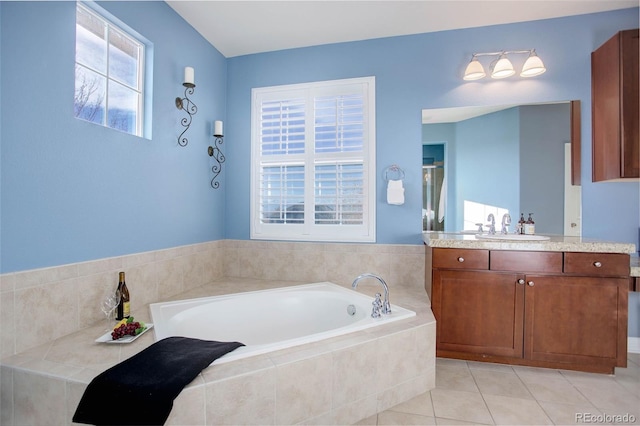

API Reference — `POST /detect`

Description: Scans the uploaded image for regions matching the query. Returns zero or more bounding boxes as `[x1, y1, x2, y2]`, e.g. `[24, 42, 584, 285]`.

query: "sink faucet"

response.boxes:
[501, 213, 512, 234]
[352, 273, 391, 316]
[486, 214, 496, 234]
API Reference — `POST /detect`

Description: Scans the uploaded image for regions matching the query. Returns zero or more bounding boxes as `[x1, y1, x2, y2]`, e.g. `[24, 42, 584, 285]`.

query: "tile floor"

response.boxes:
[358, 353, 640, 425]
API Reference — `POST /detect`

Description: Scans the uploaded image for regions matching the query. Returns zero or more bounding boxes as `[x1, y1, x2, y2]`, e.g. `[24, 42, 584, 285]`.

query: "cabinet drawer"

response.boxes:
[433, 248, 488, 270]
[564, 252, 629, 277]
[490, 251, 563, 273]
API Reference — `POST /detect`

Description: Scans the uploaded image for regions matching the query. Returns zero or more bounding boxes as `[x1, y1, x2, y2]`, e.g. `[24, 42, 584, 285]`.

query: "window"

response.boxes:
[74, 3, 145, 136]
[251, 77, 376, 242]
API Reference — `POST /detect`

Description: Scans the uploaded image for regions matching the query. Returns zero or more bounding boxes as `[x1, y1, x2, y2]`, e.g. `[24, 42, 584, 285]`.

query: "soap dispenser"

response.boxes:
[517, 213, 526, 235]
[524, 213, 535, 235]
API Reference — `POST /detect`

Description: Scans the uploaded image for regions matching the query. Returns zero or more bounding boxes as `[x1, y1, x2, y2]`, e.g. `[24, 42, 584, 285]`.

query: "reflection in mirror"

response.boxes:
[422, 101, 581, 236]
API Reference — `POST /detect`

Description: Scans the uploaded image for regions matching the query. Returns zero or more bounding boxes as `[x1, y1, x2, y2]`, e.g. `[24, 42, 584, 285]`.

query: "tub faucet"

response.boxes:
[501, 213, 512, 234]
[351, 273, 391, 316]
[486, 214, 496, 234]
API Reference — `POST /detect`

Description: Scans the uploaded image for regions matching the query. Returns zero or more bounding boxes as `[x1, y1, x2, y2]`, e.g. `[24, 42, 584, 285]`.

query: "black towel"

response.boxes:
[73, 336, 244, 425]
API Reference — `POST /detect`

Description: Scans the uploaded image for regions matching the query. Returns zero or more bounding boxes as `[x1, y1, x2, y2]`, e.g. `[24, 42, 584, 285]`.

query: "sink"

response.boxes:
[475, 233, 550, 241]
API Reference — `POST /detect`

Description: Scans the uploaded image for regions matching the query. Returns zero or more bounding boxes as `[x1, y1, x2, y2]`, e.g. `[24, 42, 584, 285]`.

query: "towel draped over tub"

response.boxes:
[73, 336, 244, 425]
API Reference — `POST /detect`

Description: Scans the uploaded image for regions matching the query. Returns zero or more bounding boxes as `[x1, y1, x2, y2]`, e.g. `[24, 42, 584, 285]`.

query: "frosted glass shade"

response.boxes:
[491, 56, 515, 79]
[463, 58, 486, 80]
[521, 53, 546, 77]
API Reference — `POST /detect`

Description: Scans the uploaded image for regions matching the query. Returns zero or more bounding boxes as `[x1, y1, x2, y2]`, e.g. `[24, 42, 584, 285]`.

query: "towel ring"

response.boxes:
[384, 164, 405, 181]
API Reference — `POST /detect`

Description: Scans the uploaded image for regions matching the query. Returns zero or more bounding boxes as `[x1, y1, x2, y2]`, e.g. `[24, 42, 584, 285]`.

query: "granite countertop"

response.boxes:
[423, 232, 637, 254]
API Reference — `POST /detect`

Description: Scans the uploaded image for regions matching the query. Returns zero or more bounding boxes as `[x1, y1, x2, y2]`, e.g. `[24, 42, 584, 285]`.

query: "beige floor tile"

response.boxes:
[378, 411, 436, 425]
[483, 394, 552, 425]
[466, 361, 515, 373]
[436, 365, 479, 393]
[353, 413, 378, 425]
[435, 418, 490, 425]
[470, 369, 533, 399]
[537, 400, 602, 425]
[430, 389, 493, 425]
[387, 391, 435, 417]
[572, 379, 640, 413]
[522, 376, 590, 405]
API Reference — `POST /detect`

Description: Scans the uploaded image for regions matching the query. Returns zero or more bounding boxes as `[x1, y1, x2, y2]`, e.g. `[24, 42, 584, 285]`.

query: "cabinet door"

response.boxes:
[592, 29, 639, 181]
[433, 270, 524, 358]
[524, 275, 626, 368]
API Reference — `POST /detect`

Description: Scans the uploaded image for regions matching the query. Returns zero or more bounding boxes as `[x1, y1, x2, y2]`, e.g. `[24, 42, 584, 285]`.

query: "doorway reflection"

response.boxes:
[422, 144, 445, 231]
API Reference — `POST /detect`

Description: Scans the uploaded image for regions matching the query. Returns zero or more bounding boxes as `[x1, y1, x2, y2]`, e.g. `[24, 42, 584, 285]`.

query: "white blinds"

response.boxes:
[251, 77, 375, 242]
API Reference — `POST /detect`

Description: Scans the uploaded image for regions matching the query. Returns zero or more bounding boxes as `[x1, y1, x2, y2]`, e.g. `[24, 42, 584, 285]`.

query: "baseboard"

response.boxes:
[628, 337, 640, 354]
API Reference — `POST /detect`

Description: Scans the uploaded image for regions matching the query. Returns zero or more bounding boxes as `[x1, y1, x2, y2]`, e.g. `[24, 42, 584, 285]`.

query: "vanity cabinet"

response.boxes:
[591, 29, 639, 181]
[431, 248, 629, 373]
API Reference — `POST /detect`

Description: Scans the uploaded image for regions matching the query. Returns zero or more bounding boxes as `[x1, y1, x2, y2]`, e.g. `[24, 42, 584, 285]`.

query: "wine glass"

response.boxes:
[100, 287, 121, 332]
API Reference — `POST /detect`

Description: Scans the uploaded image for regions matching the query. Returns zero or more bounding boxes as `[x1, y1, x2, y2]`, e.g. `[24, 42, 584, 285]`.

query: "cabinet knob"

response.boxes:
[457, 257, 465, 263]
[517, 279, 525, 285]
[593, 261, 602, 268]
[527, 281, 535, 287]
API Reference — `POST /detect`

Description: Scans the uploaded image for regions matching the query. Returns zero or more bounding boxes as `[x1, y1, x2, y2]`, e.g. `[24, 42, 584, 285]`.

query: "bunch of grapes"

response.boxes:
[111, 321, 143, 340]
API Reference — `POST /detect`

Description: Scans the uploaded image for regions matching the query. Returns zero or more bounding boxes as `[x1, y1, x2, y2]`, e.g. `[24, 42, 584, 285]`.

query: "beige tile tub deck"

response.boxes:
[0, 278, 436, 425]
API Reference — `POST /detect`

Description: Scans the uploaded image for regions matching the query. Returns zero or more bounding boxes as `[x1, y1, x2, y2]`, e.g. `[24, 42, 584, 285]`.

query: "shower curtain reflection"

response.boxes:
[422, 143, 445, 231]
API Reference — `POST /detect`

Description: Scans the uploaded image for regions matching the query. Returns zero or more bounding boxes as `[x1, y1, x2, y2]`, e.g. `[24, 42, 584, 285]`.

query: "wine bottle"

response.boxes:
[116, 271, 131, 320]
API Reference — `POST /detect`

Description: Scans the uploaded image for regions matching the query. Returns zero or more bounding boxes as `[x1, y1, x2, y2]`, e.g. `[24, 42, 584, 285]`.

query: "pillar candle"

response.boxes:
[214, 120, 223, 137]
[184, 67, 194, 85]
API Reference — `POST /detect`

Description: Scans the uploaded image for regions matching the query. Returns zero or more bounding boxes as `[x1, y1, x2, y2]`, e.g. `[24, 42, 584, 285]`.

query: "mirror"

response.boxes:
[422, 101, 581, 236]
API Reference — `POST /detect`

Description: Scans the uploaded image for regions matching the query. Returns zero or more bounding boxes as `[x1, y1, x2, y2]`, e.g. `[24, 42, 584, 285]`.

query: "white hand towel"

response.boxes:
[387, 179, 405, 205]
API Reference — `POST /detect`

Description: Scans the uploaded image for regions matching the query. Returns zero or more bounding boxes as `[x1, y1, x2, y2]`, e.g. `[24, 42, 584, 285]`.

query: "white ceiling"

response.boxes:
[166, 0, 638, 58]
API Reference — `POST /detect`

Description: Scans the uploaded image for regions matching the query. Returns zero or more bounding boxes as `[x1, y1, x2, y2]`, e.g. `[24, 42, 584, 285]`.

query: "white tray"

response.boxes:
[95, 323, 154, 344]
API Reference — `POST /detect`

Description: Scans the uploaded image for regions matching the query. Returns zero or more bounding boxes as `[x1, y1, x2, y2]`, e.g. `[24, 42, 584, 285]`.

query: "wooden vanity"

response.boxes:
[424, 233, 635, 374]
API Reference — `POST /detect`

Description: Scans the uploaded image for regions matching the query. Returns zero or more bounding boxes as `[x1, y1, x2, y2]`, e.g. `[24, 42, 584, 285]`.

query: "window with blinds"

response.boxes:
[251, 77, 376, 242]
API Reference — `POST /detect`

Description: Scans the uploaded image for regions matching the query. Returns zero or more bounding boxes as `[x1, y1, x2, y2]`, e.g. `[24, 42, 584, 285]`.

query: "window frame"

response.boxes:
[250, 76, 376, 243]
[74, 2, 146, 137]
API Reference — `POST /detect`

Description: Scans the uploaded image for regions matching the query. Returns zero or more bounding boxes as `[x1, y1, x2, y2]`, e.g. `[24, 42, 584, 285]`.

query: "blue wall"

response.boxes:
[0, 1, 227, 273]
[1, 4, 638, 273]
[225, 8, 639, 247]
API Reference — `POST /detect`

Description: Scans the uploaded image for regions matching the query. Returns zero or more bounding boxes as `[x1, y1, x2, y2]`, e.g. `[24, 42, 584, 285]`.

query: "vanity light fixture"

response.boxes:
[208, 120, 225, 189]
[463, 49, 546, 81]
[176, 66, 197, 146]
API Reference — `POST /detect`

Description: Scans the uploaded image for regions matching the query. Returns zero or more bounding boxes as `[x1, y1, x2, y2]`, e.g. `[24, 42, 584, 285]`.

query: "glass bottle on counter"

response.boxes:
[517, 213, 526, 234]
[524, 213, 535, 235]
[116, 271, 130, 320]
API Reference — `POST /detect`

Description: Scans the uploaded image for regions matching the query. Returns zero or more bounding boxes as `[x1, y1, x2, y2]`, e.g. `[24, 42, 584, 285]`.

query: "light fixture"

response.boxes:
[208, 120, 225, 189]
[462, 56, 486, 81]
[520, 50, 546, 77]
[462, 50, 546, 81]
[176, 67, 197, 147]
[490, 54, 515, 79]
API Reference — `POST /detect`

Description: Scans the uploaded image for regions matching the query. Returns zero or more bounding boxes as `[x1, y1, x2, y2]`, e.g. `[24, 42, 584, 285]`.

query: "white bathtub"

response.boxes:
[149, 282, 416, 364]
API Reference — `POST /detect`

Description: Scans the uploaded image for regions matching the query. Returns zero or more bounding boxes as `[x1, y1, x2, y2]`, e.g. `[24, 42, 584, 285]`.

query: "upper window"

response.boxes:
[250, 77, 376, 242]
[74, 3, 145, 136]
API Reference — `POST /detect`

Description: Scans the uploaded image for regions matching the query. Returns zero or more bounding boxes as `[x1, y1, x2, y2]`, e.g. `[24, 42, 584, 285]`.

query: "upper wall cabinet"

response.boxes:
[591, 29, 639, 182]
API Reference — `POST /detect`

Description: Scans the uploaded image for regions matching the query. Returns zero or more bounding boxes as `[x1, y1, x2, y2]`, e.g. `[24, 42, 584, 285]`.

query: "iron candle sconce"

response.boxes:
[208, 120, 225, 189]
[176, 67, 197, 147]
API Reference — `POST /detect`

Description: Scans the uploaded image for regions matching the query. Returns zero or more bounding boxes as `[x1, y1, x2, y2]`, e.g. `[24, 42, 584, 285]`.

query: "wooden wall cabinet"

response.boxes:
[591, 29, 639, 182]
[431, 248, 629, 373]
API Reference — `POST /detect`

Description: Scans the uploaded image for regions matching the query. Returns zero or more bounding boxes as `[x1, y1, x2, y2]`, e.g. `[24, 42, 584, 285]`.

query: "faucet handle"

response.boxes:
[371, 293, 383, 318]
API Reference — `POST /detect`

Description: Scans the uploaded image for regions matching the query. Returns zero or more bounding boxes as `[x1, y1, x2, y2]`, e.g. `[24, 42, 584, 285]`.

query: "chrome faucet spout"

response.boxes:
[501, 213, 512, 234]
[486, 214, 496, 235]
[352, 273, 392, 315]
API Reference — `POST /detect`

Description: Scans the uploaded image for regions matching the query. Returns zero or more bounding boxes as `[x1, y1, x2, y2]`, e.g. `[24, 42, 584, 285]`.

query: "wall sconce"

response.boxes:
[463, 49, 546, 81]
[208, 120, 225, 189]
[176, 66, 197, 146]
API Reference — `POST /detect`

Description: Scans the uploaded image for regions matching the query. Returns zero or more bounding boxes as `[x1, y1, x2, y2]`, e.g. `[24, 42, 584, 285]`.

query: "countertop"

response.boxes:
[423, 232, 636, 254]
[424, 232, 639, 277]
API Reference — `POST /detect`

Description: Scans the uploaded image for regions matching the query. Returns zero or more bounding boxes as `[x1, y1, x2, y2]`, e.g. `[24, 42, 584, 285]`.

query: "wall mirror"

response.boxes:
[422, 101, 581, 236]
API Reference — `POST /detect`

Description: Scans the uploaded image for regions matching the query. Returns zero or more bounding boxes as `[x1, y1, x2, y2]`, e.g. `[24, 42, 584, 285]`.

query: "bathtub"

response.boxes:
[149, 282, 416, 364]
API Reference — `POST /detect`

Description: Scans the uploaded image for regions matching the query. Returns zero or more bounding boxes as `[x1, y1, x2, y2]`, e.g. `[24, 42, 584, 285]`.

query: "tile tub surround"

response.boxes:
[0, 240, 426, 359]
[0, 278, 436, 425]
[423, 232, 637, 254]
